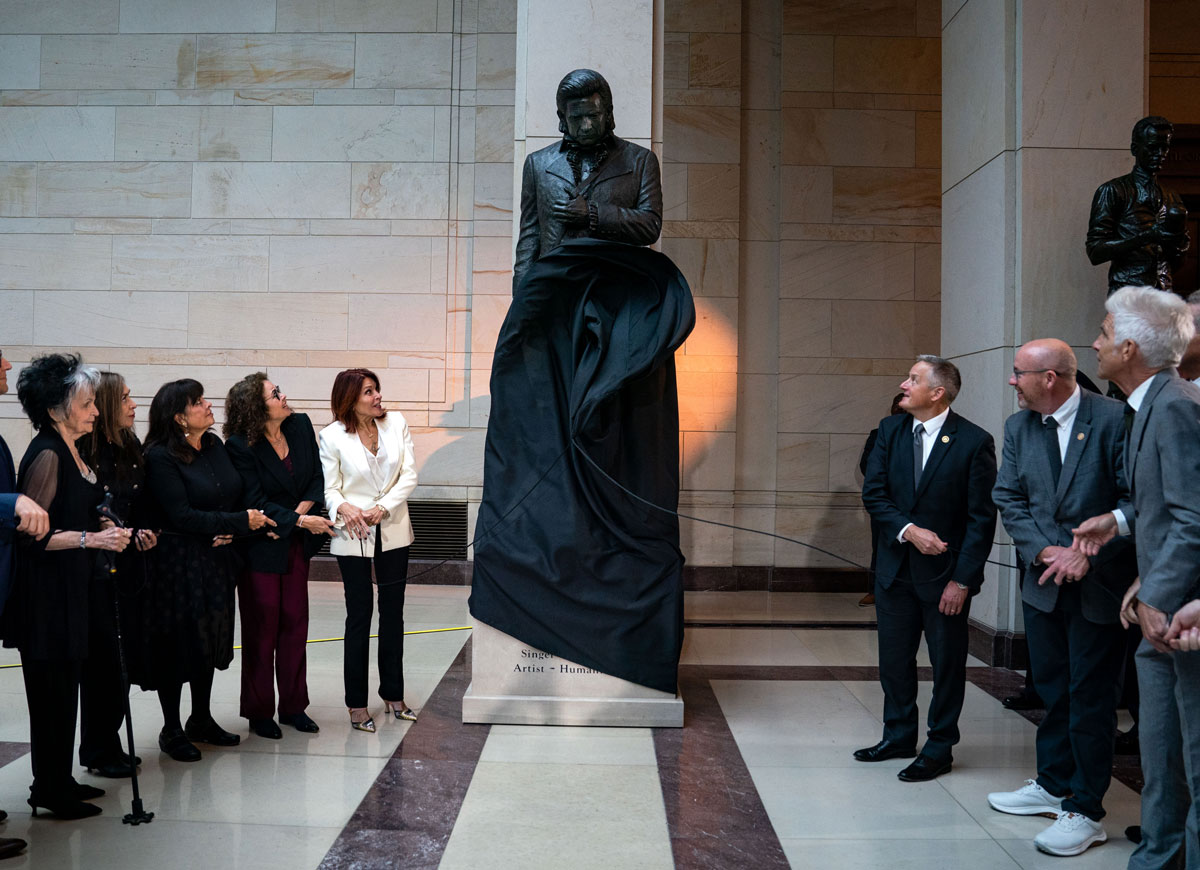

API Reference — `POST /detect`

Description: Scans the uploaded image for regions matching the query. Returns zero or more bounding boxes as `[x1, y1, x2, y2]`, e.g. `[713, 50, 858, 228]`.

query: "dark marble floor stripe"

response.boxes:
[318, 639, 490, 870]
[653, 669, 790, 869]
[0, 742, 29, 769]
[684, 621, 877, 629]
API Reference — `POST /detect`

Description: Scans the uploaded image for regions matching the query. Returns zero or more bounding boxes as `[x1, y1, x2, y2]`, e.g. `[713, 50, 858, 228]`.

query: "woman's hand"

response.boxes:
[362, 506, 387, 527]
[247, 509, 277, 531]
[337, 503, 371, 540]
[89, 527, 132, 552]
[299, 514, 336, 536]
[212, 534, 234, 547]
[135, 529, 158, 551]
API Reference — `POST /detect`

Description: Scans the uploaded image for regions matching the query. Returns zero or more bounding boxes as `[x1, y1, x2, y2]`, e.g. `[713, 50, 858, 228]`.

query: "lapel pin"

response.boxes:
[1077, 432, 1085, 440]
[941, 435, 950, 443]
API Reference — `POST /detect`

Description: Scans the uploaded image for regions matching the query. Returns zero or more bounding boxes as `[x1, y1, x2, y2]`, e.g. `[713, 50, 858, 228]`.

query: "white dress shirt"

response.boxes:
[897, 407, 951, 543]
[1041, 384, 1081, 461]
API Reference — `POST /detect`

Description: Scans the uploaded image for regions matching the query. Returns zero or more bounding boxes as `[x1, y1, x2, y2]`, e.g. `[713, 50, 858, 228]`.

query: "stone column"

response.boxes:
[941, 0, 1145, 659]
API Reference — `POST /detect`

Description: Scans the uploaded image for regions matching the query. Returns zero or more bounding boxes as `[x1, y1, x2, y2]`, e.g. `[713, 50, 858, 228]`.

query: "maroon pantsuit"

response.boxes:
[239, 537, 311, 719]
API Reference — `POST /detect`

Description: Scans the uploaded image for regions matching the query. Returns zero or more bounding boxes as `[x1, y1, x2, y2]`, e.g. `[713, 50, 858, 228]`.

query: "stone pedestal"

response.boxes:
[462, 620, 684, 727]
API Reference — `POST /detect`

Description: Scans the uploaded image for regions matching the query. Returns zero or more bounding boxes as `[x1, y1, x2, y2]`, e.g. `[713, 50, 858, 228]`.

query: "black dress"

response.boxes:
[141, 433, 250, 689]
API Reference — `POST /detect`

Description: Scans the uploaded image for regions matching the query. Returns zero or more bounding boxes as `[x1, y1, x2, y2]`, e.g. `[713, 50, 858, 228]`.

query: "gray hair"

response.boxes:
[1106, 286, 1195, 369]
[916, 354, 961, 404]
[1186, 290, 1200, 332]
[58, 364, 101, 418]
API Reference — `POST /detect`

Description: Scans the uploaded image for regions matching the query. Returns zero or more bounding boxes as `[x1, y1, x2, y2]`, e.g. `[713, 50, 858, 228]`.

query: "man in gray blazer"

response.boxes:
[990, 339, 1136, 857]
[1075, 286, 1200, 870]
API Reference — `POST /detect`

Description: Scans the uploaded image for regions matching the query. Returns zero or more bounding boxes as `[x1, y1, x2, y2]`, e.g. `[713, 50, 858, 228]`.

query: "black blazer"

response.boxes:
[862, 409, 998, 592]
[226, 413, 325, 574]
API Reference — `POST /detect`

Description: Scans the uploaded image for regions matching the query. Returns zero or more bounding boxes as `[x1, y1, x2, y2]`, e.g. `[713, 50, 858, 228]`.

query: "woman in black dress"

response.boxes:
[224, 373, 333, 739]
[4, 354, 132, 819]
[77, 371, 158, 778]
[143, 379, 275, 762]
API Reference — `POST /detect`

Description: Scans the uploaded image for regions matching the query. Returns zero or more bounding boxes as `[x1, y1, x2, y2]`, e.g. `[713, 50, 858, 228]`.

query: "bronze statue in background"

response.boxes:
[1087, 116, 1190, 295]
[512, 68, 662, 288]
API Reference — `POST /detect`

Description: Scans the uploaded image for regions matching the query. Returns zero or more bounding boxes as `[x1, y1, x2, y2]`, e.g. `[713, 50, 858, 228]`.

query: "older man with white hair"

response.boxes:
[1074, 285, 1200, 870]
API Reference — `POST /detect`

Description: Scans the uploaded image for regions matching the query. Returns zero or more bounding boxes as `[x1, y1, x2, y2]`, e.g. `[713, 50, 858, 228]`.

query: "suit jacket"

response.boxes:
[992, 390, 1137, 624]
[226, 413, 326, 574]
[862, 409, 998, 592]
[513, 135, 662, 287]
[0, 435, 17, 620]
[1125, 369, 1200, 614]
[318, 413, 418, 557]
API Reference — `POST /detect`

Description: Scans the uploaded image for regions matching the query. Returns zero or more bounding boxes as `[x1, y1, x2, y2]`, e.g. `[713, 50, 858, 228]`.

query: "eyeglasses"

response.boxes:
[269, 386, 283, 400]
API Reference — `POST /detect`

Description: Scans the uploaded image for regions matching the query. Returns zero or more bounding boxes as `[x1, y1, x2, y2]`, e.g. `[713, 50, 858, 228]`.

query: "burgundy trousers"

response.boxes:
[238, 539, 311, 719]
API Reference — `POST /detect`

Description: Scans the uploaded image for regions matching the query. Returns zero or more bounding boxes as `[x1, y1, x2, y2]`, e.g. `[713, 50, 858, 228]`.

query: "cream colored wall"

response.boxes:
[665, 0, 942, 569]
[0, 0, 516, 519]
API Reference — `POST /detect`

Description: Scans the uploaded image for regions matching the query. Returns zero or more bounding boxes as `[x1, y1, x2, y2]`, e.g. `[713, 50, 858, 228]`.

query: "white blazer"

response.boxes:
[318, 413, 418, 556]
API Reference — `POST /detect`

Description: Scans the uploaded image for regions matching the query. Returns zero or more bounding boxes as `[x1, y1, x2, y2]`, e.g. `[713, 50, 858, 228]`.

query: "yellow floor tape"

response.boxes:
[0, 626, 473, 669]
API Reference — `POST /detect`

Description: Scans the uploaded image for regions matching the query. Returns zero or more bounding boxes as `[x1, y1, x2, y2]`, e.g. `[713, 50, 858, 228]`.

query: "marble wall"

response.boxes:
[665, 0, 942, 568]
[0, 0, 516, 521]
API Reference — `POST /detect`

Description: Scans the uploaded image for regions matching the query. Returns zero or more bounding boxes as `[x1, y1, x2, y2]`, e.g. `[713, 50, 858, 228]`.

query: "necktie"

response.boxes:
[913, 423, 925, 489]
[1123, 402, 1135, 438]
[1043, 416, 1062, 482]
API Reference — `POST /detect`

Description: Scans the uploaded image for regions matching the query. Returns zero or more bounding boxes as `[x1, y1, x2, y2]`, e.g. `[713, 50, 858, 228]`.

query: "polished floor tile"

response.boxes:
[479, 725, 658, 766]
[780, 838, 1023, 869]
[438, 761, 674, 870]
[684, 628, 823, 666]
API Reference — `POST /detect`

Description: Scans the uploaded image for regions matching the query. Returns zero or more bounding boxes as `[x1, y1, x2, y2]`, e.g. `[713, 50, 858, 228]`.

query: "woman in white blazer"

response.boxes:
[319, 368, 419, 732]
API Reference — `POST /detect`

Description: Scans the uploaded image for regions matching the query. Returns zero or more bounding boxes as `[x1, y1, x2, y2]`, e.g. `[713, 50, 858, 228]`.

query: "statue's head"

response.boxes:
[556, 68, 615, 147]
[1131, 115, 1173, 174]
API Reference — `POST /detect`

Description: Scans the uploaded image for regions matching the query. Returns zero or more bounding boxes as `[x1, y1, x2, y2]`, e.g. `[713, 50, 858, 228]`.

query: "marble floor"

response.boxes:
[0, 588, 1140, 869]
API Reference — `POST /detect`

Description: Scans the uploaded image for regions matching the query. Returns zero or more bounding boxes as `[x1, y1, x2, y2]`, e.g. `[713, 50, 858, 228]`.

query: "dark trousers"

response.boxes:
[1024, 585, 1125, 821]
[239, 539, 311, 719]
[876, 574, 971, 760]
[79, 572, 127, 767]
[22, 657, 82, 801]
[336, 537, 408, 709]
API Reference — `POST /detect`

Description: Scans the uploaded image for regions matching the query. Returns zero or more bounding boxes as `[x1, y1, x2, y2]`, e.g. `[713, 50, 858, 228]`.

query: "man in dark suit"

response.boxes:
[0, 350, 47, 859]
[512, 68, 662, 287]
[1074, 286, 1200, 870]
[859, 354, 998, 781]
[989, 339, 1136, 856]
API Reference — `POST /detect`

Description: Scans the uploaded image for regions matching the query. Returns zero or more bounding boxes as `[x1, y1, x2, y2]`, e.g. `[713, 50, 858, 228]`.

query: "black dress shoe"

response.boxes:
[1125, 825, 1142, 844]
[185, 716, 241, 747]
[0, 810, 6, 822]
[159, 727, 202, 762]
[1002, 691, 1044, 711]
[898, 755, 952, 782]
[279, 712, 320, 733]
[1114, 727, 1139, 755]
[853, 739, 918, 762]
[249, 718, 282, 739]
[85, 757, 135, 778]
[27, 796, 102, 820]
[0, 837, 26, 859]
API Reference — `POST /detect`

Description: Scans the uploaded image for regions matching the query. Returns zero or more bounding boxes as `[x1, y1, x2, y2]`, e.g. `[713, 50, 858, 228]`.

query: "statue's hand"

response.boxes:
[551, 195, 590, 227]
[1153, 225, 1188, 248]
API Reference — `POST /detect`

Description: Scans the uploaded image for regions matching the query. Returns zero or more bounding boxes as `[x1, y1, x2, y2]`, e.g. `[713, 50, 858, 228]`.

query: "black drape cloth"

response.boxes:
[469, 239, 695, 694]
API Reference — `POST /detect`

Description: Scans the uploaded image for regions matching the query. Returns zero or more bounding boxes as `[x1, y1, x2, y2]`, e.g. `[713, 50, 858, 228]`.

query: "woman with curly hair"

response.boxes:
[4, 354, 131, 819]
[225, 373, 333, 739]
[143, 379, 275, 762]
[76, 371, 158, 779]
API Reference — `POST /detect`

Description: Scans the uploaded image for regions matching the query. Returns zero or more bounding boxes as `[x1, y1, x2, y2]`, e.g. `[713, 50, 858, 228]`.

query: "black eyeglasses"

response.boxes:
[269, 386, 283, 400]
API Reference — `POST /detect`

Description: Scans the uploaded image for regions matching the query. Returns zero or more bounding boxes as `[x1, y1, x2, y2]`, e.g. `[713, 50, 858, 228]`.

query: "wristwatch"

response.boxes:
[954, 582, 968, 590]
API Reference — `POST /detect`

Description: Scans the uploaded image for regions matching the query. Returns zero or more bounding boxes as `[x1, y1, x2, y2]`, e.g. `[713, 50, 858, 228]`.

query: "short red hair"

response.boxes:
[330, 368, 387, 434]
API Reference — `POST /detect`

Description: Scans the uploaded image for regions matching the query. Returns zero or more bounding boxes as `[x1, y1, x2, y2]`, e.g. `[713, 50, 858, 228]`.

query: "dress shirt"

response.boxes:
[1192, 375, 1200, 388]
[897, 406, 951, 543]
[1040, 385, 1081, 461]
[1126, 375, 1155, 412]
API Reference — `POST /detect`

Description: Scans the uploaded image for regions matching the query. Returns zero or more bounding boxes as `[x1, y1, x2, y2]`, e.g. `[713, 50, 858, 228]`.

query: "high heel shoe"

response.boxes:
[348, 708, 375, 733]
[384, 701, 417, 722]
[27, 796, 102, 820]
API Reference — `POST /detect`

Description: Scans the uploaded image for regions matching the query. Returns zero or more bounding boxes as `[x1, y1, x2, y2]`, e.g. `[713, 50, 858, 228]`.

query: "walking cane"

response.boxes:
[96, 494, 154, 826]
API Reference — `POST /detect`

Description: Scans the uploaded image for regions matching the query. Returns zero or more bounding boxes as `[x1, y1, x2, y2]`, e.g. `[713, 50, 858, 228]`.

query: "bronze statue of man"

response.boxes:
[1087, 115, 1190, 295]
[512, 68, 663, 288]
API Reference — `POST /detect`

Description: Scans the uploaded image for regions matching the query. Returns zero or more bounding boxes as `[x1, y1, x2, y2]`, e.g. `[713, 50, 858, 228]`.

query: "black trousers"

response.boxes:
[876, 574, 971, 760]
[79, 571, 127, 767]
[21, 657, 83, 801]
[1024, 584, 1126, 821]
[336, 537, 409, 709]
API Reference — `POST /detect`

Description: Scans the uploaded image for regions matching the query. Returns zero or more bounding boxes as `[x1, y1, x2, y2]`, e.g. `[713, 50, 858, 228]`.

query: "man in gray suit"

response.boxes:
[989, 339, 1136, 856]
[1075, 285, 1200, 870]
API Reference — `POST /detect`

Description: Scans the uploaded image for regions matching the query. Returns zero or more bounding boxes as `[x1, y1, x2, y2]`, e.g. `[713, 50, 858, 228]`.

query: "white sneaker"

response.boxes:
[1035, 811, 1107, 856]
[987, 779, 1063, 816]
